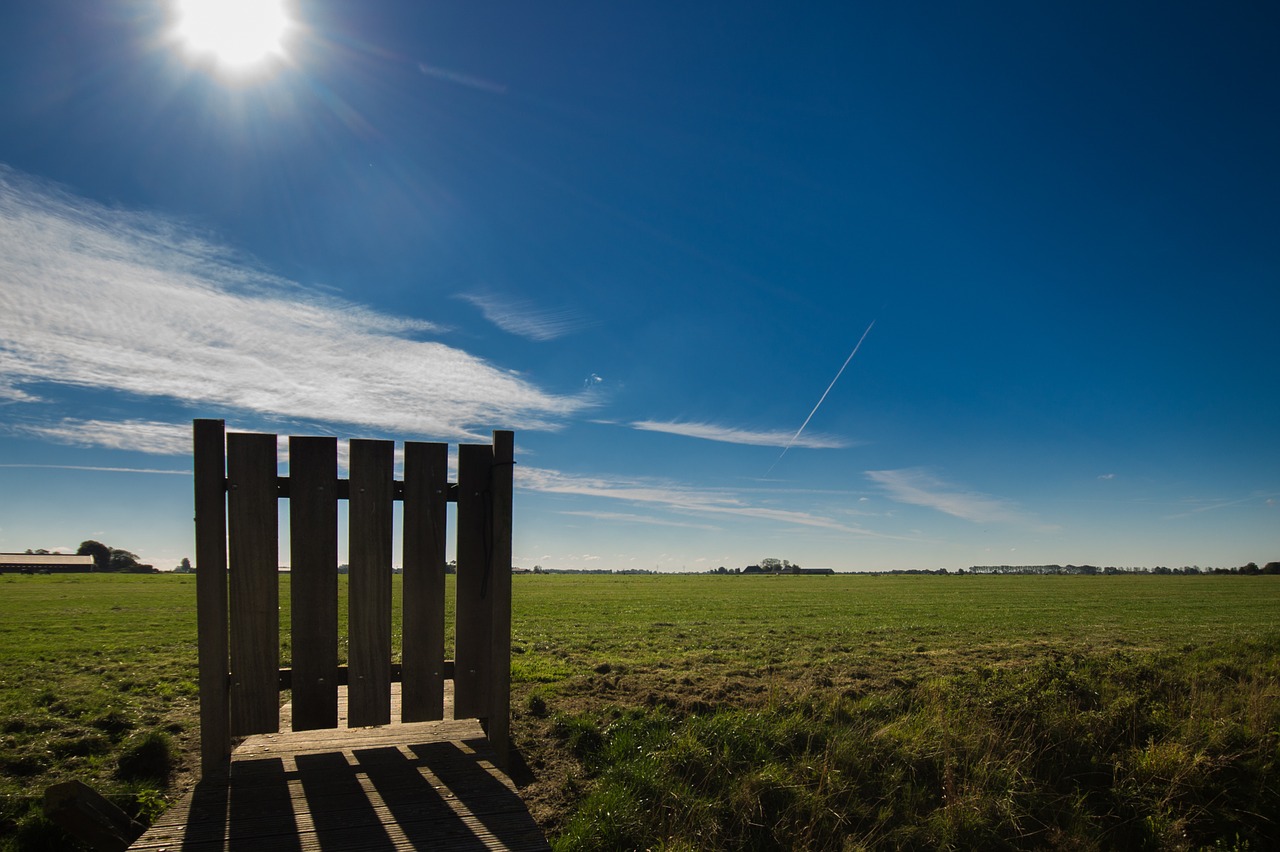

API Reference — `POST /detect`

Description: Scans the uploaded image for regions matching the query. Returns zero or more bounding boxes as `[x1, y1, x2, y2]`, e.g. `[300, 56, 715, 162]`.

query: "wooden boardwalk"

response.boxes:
[129, 687, 548, 851]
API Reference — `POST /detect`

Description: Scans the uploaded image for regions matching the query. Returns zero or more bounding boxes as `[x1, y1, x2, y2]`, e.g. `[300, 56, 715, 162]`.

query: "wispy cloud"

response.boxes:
[0, 167, 591, 440]
[520, 465, 893, 536]
[866, 467, 1048, 528]
[1164, 493, 1278, 520]
[3, 416, 472, 490]
[417, 63, 508, 95]
[630, 420, 851, 449]
[0, 464, 189, 475]
[457, 292, 588, 341]
[0, 378, 39, 404]
[6, 419, 193, 455]
[559, 510, 721, 531]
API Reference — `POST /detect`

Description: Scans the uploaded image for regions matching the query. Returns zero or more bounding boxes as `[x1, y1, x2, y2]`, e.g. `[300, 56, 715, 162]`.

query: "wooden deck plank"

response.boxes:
[129, 686, 547, 851]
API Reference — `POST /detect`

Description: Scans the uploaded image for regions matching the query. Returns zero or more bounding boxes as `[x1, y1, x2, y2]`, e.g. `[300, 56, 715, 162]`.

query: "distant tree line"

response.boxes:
[963, 562, 1280, 576]
[23, 542, 154, 572]
[708, 558, 834, 575]
[528, 565, 656, 575]
[74, 540, 154, 573]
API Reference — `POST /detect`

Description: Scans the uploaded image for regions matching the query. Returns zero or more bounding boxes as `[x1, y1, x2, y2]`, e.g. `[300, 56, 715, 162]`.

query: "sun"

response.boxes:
[173, 0, 294, 76]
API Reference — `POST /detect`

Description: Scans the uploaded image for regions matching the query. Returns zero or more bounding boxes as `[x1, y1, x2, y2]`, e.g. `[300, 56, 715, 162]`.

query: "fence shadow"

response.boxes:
[167, 743, 541, 851]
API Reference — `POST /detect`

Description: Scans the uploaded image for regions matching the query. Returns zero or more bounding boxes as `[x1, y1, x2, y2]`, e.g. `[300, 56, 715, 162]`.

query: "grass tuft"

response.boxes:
[545, 637, 1280, 851]
[116, 730, 175, 782]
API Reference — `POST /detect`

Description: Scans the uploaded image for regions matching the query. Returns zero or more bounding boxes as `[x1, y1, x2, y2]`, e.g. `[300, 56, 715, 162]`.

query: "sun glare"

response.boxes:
[173, 0, 293, 76]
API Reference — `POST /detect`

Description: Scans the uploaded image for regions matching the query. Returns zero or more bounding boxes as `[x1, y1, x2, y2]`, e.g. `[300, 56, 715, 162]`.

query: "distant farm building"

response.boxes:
[741, 563, 834, 576]
[0, 553, 96, 574]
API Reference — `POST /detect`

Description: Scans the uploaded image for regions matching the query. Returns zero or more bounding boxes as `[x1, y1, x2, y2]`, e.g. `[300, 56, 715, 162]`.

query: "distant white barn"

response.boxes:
[0, 553, 96, 574]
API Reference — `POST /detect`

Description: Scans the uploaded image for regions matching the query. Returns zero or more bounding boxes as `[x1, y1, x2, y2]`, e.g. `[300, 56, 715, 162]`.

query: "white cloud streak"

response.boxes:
[559, 510, 721, 531]
[0, 464, 189, 475]
[520, 465, 893, 536]
[417, 63, 508, 95]
[0, 167, 591, 441]
[457, 292, 587, 341]
[1164, 493, 1278, 520]
[866, 468, 1046, 527]
[629, 420, 851, 449]
[7, 419, 193, 455]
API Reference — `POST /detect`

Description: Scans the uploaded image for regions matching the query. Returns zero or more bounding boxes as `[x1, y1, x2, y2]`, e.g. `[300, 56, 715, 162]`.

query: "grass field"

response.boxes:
[1, 573, 1278, 850]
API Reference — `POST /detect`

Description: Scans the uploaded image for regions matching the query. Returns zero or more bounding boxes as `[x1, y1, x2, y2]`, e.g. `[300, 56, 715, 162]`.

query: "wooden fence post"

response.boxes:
[227, 432, 280, 736]
[289, 436, 339, 731]
[488, 430, 514, 769]
[348, 439, 394, 728]
[402, 441, 449, 722]
[453, 443, 493, 720]
[194, 420, 230, 775]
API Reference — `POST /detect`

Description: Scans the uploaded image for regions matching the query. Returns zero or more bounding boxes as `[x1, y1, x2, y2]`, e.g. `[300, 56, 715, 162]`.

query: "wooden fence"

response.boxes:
[193, 420, 514, 776]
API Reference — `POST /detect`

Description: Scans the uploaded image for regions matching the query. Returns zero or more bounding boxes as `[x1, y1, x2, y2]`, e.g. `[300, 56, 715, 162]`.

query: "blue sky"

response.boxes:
[1, 1, 1276, 572]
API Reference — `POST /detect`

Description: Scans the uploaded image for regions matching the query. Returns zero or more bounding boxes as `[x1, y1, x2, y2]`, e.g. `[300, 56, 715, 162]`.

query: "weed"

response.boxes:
[130, 786, 168, 824]
[526, 689, 550, 718]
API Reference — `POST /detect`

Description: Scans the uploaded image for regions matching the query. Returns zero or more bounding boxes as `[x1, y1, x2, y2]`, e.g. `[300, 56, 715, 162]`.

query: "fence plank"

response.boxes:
[401, 441, 449, 722]
[487, 430, 515, 767]
[453, 442, 494, 720]
[348, 439, 394, 727]
[227, 432, 280, 736]
[288, 436, 338, 731]
[194, 420, 230, 774]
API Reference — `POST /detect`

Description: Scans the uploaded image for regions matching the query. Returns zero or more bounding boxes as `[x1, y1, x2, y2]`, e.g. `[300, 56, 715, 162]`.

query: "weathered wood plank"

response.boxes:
[348, 439, 394, 727]
[289, 436, 339, 731]
[129, 715, 549, 852]
[227, 431, 280, 736]
[236, 719, 485, 758]
[402, 441, 449, 722]
[193, 419, 231, 775]
[453, 442, 494, 720]
[487, 430, 515, 768]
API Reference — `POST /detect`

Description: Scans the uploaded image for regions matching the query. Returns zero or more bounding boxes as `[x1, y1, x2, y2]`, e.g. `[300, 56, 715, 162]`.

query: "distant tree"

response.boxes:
[110, 548, 149, 573]
[1240, 562, 1261, 576]
[1263, 562, 1280, 575]
[77, 540, 112, 572]
[445, 560, 458, 575]
[174, 558, 193, 574]
[24, 548, 51, 555]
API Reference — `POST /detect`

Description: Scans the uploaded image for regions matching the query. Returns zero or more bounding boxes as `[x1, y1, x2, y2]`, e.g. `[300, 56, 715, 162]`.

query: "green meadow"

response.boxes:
[2, 573, 1278, 850]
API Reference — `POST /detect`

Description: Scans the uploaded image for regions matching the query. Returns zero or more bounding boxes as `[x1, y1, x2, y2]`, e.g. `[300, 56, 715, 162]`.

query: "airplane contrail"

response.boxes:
[766, 319, 876, 476]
